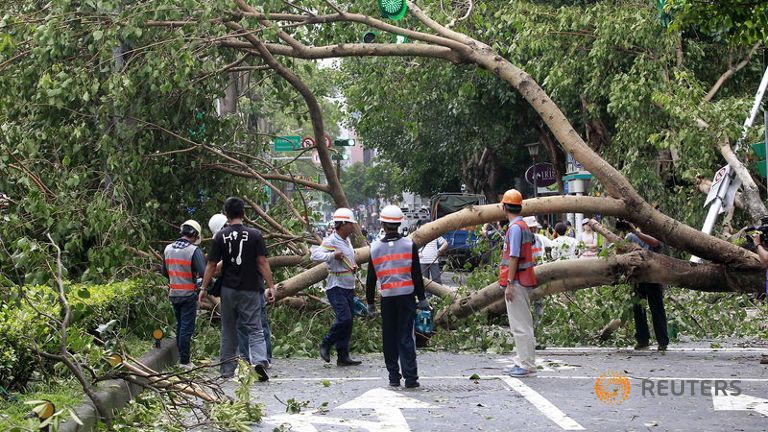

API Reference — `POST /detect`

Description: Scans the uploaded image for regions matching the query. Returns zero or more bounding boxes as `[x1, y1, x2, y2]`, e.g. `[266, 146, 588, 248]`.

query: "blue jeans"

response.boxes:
[170, 295, 197, 365]
[238, 294, 272, 361]
[381, 295, 418, 384]
[220, 288, 267, 376]
[323, 287, 355, 359]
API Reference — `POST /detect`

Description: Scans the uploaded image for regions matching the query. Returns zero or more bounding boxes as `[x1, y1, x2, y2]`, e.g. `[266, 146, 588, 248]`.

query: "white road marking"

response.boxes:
[336, 387, 435, 409]
[713, 388, 768, 417]
[495, 357, 579, 371]
[502, 376, 585, 430]
[263, 388, 437, 432]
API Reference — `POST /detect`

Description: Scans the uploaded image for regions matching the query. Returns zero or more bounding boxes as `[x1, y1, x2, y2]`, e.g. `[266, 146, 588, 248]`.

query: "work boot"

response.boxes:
[389, 380, 400, 387]
[337, 357, 362, 366]
[633, 342, 650, 351]
[319, 343, 331, 363]
[404, 381, 420, 389]
[254, 363, 269, 382]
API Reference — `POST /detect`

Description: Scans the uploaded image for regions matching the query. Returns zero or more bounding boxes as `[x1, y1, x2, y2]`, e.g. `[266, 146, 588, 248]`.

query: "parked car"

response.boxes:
[430, 193, 486, 268]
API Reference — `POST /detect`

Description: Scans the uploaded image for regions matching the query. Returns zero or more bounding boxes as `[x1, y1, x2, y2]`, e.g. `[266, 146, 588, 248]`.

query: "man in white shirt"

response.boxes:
[523, 216, 551, 263]
[417, 221, 449, 286]
[550, 222, 580, 260]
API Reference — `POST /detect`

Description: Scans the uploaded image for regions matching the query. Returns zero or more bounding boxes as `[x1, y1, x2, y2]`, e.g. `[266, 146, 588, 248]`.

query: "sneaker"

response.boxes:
[179, 362, 196, 371]
[634, 342, 650, 350]
[319, 343, 331, 363]
[389, 380, 400, 387]
[506, 366, 536, 377]
[404, 381, 420, 388]
[254, 363, 269, 382]
[658, 345, 668, 352]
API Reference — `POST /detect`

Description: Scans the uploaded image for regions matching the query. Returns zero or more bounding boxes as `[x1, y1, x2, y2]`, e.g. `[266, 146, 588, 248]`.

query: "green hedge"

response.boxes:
[0, 279, 172, 390]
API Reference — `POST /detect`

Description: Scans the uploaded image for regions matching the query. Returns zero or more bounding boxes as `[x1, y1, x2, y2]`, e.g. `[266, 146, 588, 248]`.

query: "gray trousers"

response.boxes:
[420, 263, 442, 285]
[220, 287, 267, 375]
[505, 282, 536, 370]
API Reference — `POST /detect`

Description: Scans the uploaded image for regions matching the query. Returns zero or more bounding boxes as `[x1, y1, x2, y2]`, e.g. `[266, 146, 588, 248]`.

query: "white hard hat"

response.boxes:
[379, 205, 404, 223]
[523, 216, 541, 228]
[332, 208, 358, 224]
[181, 220, 202, 245]
[181, 219, 202, 236]
[208, 213, 227, 235]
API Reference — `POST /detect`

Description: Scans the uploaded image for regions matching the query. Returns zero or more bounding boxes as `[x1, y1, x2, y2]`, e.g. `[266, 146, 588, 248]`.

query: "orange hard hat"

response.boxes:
[501, 189, 523, 205]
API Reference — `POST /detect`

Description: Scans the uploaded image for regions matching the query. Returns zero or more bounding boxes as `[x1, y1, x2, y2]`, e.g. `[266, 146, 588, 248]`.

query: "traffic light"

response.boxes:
[362, 30, 379, 43]
[362, 31, 408, 44]
[334, 138, 356, 147]
[378, 0, 408, 21]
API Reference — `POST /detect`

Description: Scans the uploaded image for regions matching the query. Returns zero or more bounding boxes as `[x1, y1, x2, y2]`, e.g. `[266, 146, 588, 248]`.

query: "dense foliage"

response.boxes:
[0, 279, 171, 390]
[342, 0, 765, 226]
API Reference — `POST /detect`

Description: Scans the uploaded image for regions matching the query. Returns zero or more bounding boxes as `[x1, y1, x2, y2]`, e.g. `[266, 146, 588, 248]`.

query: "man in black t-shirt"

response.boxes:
[200, 197, 276, 380]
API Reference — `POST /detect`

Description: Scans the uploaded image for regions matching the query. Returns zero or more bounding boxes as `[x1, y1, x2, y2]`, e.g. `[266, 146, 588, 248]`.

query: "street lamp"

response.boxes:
[525, 142, 540, 199]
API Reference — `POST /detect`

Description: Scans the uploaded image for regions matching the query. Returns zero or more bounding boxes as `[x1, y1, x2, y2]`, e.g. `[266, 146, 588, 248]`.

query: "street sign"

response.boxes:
[525, 162, 557, 187]
[704, 165, 729, 207]
[566, 154, 584, 174]
[301, 136, 316, 148]
[273, 135, 301, 152]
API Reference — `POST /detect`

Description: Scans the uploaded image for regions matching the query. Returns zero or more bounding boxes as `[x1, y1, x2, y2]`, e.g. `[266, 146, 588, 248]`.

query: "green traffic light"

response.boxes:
[378, 0, 408, 21]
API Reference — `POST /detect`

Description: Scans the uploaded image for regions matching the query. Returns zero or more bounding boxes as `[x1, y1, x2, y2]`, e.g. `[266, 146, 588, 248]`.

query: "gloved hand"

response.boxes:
[367, 304, 377, 317]
[416, 299, 431, 310]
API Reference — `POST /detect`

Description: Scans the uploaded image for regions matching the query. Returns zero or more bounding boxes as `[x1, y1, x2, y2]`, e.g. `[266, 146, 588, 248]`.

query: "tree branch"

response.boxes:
[703, 42, 761, 103]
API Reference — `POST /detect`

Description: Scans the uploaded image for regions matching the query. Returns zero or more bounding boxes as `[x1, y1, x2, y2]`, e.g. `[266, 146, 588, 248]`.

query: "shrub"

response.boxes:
[0, 279, 172, 390]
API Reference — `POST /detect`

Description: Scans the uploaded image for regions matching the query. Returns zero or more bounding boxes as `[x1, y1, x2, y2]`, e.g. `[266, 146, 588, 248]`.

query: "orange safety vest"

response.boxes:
[163, 242, 198, 295]
[498, 219, 538, 288]
[371, 237, 415, 297]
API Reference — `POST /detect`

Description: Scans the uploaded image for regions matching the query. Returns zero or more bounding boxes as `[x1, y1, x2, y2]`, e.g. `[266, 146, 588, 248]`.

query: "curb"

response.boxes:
[59, 339, 179, 432]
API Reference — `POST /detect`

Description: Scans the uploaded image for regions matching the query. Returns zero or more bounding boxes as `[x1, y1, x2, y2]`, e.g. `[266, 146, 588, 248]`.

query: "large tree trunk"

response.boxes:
[436, 249, 764, 325]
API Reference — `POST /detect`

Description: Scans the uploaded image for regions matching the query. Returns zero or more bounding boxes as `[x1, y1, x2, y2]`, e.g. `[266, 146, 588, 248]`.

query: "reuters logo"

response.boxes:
[594, 371, 631, 405]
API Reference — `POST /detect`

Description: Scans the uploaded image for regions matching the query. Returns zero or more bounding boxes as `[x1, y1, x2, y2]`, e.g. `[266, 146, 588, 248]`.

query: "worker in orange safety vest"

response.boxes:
[498, 189, 539, 377]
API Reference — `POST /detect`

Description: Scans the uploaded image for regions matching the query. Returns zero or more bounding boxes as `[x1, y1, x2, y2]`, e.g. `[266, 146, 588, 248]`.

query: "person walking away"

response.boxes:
[550, 222, 580, 260]
[615, 219, 669, 351]
[311, 208, 363, 366]
[162, 220, 206, 370]
[578, 219, 599, 258]
[366, 205, 429, 388]
[417, 220, 448, 288]
[199, 197, 276, 380]
[208, 213, 273, 366]
[498, 190, 538, 377]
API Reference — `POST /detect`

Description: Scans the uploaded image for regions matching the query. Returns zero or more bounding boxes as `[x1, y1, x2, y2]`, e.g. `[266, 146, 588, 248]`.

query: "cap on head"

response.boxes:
[501, 189, 523, 205]
[332, 208, 358, 224]
[379, 205, 404, 223]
